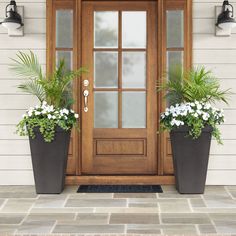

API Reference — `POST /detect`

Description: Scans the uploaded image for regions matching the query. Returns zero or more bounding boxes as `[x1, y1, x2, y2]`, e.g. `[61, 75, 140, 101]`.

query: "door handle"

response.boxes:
[83, 90, 89, 112]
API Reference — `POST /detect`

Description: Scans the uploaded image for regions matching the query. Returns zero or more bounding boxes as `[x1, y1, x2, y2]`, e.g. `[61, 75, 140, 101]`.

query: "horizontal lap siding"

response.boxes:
[193, 0, 236, 185]
[0, 0, 236, 185]
[0, 0, 46, 185]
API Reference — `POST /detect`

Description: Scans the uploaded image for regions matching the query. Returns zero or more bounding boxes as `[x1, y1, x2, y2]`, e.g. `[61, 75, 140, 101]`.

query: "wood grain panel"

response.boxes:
[95, 139, 146, 156]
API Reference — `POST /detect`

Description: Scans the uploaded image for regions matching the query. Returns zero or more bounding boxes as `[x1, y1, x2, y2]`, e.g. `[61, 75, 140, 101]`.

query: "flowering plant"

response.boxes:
[11, 51, 86, 142]
[17, 102, 79, 142]
[160, 101, 224, 144]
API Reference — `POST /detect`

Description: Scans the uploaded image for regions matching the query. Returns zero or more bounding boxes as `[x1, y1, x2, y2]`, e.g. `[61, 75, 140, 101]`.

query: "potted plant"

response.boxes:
[11, 51, 85, 194]
[159, 67, 230, 194]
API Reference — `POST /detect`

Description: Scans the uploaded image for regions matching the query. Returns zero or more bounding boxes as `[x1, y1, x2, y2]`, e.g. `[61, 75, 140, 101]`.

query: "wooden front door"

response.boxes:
[81, 1, 157, 175]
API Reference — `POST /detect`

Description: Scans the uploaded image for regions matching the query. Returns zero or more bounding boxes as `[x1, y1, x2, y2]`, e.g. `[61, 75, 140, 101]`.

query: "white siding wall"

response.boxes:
[193, 0, 236, 185]
[0, 0, 236, 184]
[0, 0, 46, 184]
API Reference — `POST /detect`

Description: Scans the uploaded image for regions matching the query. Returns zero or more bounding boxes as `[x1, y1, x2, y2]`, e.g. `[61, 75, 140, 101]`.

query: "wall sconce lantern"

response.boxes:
[0, 0, 24, 36]
[216, 0, 236, 36]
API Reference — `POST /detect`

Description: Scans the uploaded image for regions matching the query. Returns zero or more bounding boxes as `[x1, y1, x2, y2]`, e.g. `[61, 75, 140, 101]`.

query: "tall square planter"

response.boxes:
[29, 127, 71, 194]
[170, 126, 213, 194]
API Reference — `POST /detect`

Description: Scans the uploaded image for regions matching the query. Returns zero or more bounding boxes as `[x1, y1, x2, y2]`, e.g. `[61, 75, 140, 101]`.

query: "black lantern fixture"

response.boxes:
[216, 0, 236, 30]
[0, 1, 24, 31]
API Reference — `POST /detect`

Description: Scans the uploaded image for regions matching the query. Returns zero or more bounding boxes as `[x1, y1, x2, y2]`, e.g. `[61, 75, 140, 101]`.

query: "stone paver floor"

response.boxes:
[0, 185, 236, 235]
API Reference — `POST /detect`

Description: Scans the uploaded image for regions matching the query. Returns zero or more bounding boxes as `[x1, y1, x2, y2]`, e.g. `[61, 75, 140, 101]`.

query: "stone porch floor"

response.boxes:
[0, 185, 236, 235]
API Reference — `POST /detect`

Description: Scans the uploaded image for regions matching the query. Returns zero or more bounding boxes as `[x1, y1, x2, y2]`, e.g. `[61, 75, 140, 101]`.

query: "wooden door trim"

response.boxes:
[66, 175, 175, 185]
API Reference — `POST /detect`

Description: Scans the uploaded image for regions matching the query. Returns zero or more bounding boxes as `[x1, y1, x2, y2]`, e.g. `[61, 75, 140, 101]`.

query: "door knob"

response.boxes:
[83, 89, 89, 112]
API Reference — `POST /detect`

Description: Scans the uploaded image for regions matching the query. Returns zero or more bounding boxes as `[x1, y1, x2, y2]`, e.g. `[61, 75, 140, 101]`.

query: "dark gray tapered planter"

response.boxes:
[29, 126, 71, 194]
[170, 126, 213, 194]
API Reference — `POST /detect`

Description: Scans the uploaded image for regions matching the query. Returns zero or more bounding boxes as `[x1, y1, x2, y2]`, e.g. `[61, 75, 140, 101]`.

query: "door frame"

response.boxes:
[46, 0, 192, 185]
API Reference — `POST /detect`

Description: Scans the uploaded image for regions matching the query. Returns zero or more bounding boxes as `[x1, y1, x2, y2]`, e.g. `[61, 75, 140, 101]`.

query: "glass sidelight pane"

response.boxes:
[94, 52, 118, 88]
[167, 51, 183, 80]
[122, 11, 146, 48]
[94, 11, 118, 48]
[94, 92, 118, 128]
[56, 10, 73, 48]
[122, 52, 146, 88]
[122, 92, 146, 128]
[167, 10, 184, 48]
[56, 51, 73, 71]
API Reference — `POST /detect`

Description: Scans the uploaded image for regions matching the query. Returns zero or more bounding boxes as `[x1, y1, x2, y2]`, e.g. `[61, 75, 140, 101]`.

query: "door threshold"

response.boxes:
[66, 175, 175, 185]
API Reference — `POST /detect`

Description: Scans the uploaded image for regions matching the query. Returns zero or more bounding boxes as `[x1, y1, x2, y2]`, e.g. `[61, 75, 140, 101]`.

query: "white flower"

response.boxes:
[28, 111, 33, 117]
[193, 113, 198, 118]
[52, 115, 56, 119]
[165, 111, 169, 116]
[35, 111, 41, 116]
[62, 108, 69, 115]
[70, 109, 75, 113]
[74, 113, 79, 119]
[48, 114, 52, 119]
[197, 104, 202, 110]
[22, 114, 27, 118]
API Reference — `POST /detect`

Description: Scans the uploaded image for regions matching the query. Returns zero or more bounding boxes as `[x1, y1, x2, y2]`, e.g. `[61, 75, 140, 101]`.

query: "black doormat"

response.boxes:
[77, 185, 163, 193]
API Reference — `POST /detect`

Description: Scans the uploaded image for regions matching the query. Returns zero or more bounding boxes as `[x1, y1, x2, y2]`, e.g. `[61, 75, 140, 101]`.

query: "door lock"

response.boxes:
[83, 79, 89, 87]
[83, 89, 89, 112]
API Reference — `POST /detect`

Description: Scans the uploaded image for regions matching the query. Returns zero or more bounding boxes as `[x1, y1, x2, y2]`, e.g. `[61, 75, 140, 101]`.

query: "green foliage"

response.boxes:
[158, 66, 230, 105]
[10, 51, 87, 109]
[160, 101, 224, 144]
[17, 103, 78, 142]
[11, 51, 85, 142]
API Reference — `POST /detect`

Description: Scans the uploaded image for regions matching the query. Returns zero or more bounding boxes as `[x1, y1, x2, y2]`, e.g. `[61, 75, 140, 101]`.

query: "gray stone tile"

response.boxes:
[16, 220, 55, 234]
[0, 225, 16, 234]
[129, 202, 158, 208]
[203, 196, 236, 208]
[127, 225, 161, 234]
[0, 186, 37, 198]
[209, 213, 236, 220]
[127, 224, 162, 234]
[127, 198, 159, 208]
[0, 213, 25, 224]
[65, 199, 126, 208]
[53, 224, 125, 234]
[114, 193, 157, 198]
[160, 185, 177, 193]
[194, 207, 236, 213]
[69, 193, 113, 199]
[158, 193, 201, 199]
[204, 186, 231, 197]
[61, 186, 78, 194]
[34, 195, 67, 208]
[227, 190, 236, 198]
[159, 199, 191, 213]
[0, 199, 35, 213]
[0, 199, 5, 208]
[95, 207, 159, 213]
[31, 207, 94, 213]
[162, 225, 197, 235]
[110, 213, 159, 224]
[226, 186, 236, 190]
[161, 213, 211, 224]
[26, 213, 76, 221]
[198, 224, 217, 234]
[127, 224, 197, 235]
[75, 213, 109, 224]
[190, 198, 206, 208]
[214, 220, 236, 234]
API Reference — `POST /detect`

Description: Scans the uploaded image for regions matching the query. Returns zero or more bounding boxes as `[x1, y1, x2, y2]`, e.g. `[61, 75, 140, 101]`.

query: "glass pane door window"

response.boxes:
[93, 11, 147, 129]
